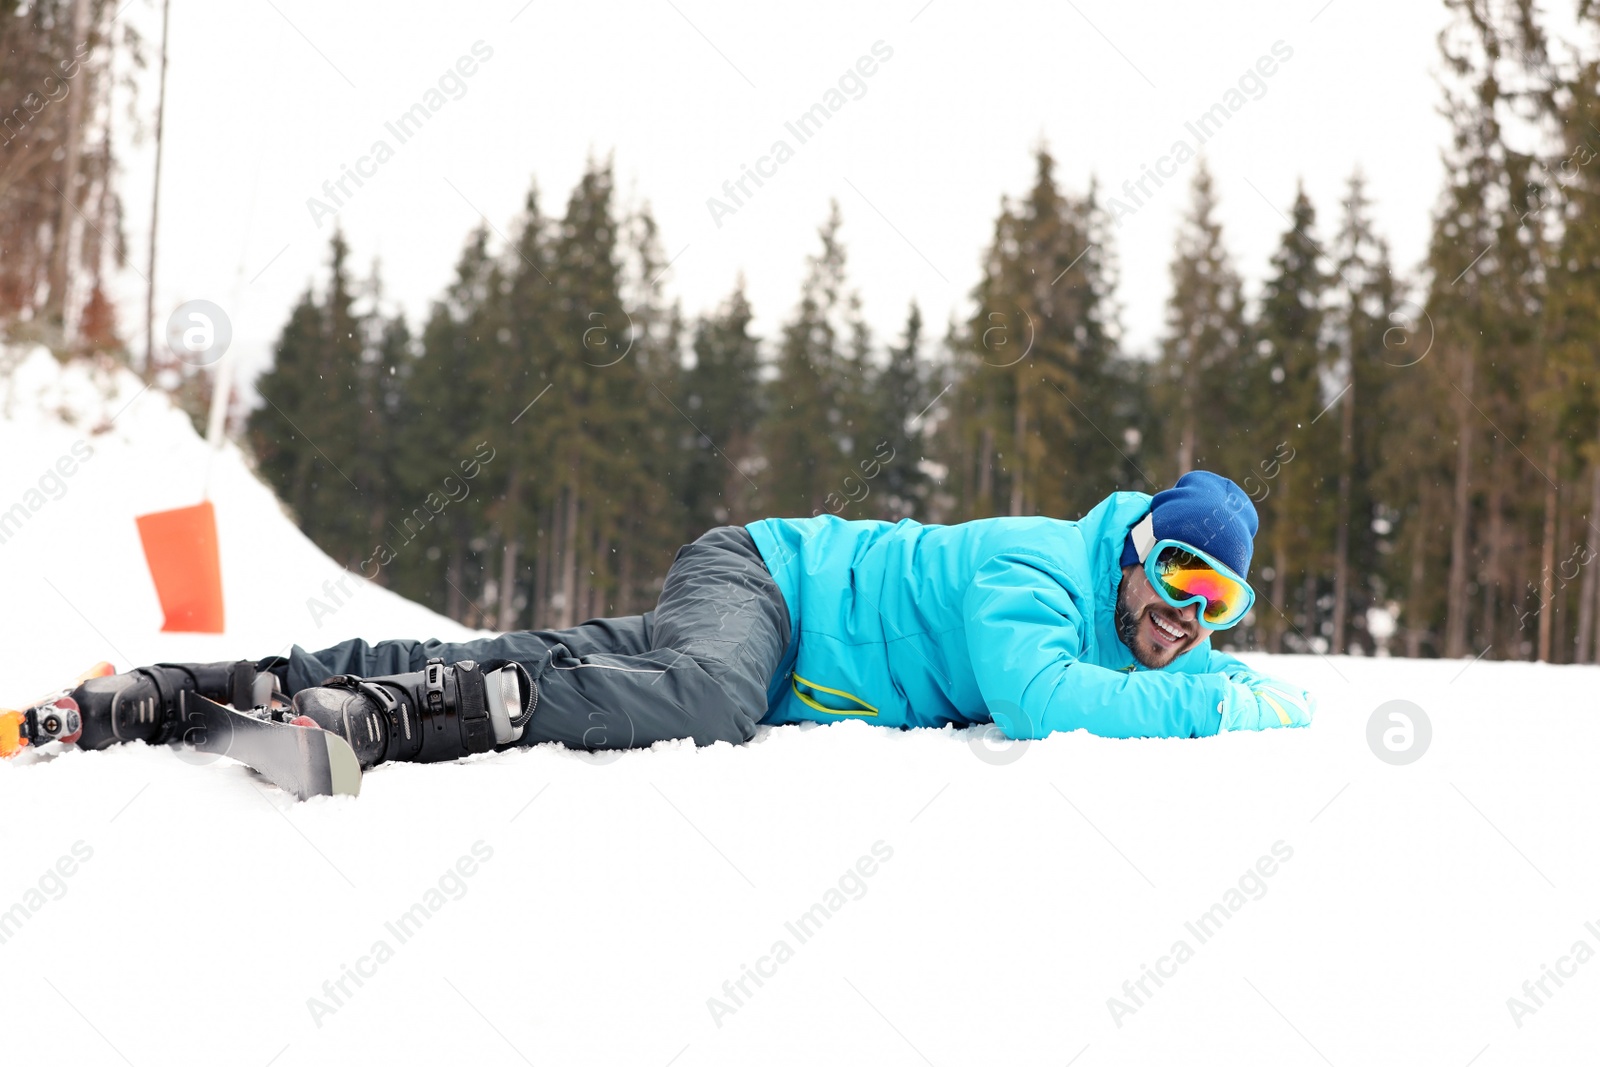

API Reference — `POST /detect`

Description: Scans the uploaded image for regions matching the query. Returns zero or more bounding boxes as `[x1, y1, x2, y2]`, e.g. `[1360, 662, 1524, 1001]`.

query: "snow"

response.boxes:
[4, 348, 1598, 1065]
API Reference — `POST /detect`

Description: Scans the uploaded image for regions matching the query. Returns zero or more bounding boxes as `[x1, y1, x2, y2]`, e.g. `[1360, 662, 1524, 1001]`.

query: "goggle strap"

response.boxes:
[1131, 514, 1157, 563]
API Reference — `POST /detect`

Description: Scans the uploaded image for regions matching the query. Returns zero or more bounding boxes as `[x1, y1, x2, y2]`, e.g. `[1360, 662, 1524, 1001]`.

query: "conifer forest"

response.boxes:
[8, 0, 1600, 663]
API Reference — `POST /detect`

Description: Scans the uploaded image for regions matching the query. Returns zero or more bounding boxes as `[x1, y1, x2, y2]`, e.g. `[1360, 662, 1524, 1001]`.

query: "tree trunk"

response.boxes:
[575, 520, 593, 624]
[617, 536, 634, 616]
[529, 529, 543, 631]
[533, 505, 551, 630]
[366, 501, 388, 573]
[1271, 542, 1288, 653]
[1302, 569, 1318, 651]
[1268, 467, 1292, 652]
[1176, 419, 1195, 476]
[1553, 471, 1570, 664]
[977, 424, 995, 516]
[144, 0, 172, 369]
[1537, 444, 1558, 663]
[1010, 370, 1026, 516]
[1444, 350, 1475, 658]
[960, 420, 975, 518]
[1592, 538, 1600, 662]
[1331, 361, 1354, 654]
[496, 459, 522, 632]
[476, 563, 494, 631]
[290, 448, 315, 524]
[1579, 457, 1600, 663]
[1177, 346, 1197, 476]
[559, 483, 579, 629]
[1483, 450, 1503, 660]
[594, 531, 610, 617]
[45, 0, 93, 332]
[1405, 477, 1428, 658]
[497, 538, 519, 633]
[447, 541, 465, 623]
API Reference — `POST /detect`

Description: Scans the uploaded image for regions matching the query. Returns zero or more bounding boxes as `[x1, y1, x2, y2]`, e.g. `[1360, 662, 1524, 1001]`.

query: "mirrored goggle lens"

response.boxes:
[1151, 546, 1250, 624]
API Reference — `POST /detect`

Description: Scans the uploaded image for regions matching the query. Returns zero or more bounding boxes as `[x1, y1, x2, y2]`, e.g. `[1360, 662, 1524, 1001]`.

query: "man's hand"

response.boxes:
[1218, 669, 1315, 731]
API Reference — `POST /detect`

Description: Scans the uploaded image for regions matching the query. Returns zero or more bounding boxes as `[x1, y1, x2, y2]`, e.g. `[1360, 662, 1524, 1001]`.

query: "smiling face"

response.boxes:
[1115, 563, 1204, 668]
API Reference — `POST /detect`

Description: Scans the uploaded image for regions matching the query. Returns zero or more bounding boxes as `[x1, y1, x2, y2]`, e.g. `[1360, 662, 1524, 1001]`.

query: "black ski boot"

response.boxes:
[72, 661, 282, 751]
[288, 658, 534, 770]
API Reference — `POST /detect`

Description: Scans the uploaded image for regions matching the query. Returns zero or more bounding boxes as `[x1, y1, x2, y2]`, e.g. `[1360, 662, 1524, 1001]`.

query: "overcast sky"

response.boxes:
[107, 0, 1459, 392]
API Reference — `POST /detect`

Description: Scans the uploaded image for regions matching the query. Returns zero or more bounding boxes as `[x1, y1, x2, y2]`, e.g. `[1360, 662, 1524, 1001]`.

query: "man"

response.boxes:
[50, 470, 1313, 767]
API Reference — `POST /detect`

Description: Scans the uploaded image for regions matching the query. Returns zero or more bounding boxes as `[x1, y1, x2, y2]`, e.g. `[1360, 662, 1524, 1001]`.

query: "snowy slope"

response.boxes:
[3, 350, 1598, 1066]
[0, 345, 483, 706]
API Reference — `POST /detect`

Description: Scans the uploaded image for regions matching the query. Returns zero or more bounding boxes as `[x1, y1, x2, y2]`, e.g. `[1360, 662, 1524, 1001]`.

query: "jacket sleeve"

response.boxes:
[962, 551, 1229, 740]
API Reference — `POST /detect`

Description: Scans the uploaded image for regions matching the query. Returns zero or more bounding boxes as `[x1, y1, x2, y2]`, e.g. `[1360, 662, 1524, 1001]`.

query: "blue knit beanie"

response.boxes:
[1119, 471, 1259, 579]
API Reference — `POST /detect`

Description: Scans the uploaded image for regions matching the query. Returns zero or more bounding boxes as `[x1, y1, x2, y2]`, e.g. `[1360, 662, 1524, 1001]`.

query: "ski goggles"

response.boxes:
[1129, 514, 1255, 630]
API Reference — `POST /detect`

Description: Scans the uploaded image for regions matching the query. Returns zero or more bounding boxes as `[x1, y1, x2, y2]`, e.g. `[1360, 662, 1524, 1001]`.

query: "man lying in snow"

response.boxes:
[56, 470, 1314, 768]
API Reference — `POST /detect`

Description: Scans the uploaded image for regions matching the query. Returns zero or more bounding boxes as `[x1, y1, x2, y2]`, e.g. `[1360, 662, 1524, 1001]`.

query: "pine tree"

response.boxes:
[1545, 43, 1600, 663]
[1154, 160, 1249, 481]
[248, 232, 377, 572]
[762, 201, 863, 518]
[392, 226, 498, 620]
[1423, 0, 1550, 659]
[485, 184, 558, 628]
[947, 148, 1124, 521]
[361, 306, 410, 569]
[1327, 172, 1400, 654]
[681, 282, 763, 533]
[873, 302, 930, 520]
[544, 158, 633, 624]
[610, 200, 686, 614]
[247, 288, 326, 525]
[311, 233, 370, 568]
[1250, 184, 1330, 652]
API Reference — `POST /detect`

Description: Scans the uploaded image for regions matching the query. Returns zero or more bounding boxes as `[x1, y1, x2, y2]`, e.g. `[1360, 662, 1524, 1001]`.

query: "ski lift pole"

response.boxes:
[202, 348, 233, 499]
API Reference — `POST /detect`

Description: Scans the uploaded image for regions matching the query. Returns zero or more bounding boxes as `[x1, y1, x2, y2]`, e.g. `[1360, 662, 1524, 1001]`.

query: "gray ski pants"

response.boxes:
[263, 526, 794, 751]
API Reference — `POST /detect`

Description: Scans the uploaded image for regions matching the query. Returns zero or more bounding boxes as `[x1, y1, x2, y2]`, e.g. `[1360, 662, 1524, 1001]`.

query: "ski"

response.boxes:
[0, 662, 116, 757]
[178, 692, 362, 801]
[4, 666, 361, 800]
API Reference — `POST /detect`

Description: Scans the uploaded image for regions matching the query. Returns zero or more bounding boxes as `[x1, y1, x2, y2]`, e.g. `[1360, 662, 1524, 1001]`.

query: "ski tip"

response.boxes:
[324, 733, 363, 799]
[0, 710, 26, 758]
[2, 663, 116, 758]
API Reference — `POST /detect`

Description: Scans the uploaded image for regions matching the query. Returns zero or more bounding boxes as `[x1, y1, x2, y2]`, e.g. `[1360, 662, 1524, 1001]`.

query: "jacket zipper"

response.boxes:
[790, 671, 879, 717]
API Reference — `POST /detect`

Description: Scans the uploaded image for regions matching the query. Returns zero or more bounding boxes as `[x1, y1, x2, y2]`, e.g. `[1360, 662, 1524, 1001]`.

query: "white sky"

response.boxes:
[105, 0, 1459, 390]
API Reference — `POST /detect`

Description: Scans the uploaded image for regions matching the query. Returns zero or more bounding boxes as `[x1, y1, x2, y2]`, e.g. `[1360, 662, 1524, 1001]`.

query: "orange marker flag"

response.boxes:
[136, 501, 225, 633]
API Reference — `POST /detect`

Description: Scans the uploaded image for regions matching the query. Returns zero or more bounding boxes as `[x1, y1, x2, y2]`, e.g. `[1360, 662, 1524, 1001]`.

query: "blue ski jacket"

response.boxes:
[746, 492, 1248, 739]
